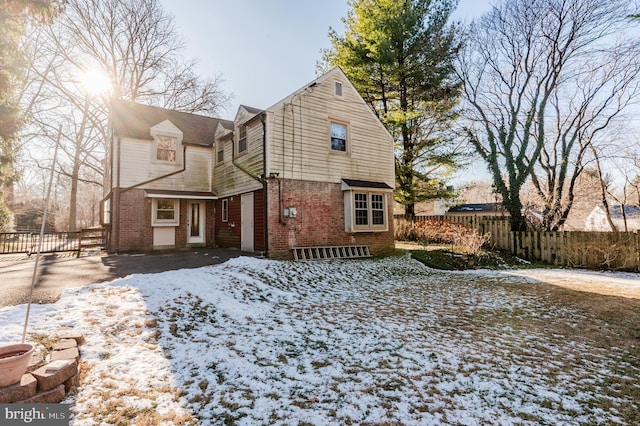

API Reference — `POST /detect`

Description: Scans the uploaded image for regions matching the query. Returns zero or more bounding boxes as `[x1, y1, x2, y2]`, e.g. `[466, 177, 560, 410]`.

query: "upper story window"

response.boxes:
[217, 141, 224, 163]
[238, 125, 247, 153]
[335, 81, 343, 97]
[156, 135, 177, 162]
[330, 122, 347, 152]
[150, 121, 183, 164]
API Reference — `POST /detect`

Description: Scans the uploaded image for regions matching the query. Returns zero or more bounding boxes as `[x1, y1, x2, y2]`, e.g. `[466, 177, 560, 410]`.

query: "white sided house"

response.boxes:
[103, 67, 396, 258]
[585, 204, 640, 232]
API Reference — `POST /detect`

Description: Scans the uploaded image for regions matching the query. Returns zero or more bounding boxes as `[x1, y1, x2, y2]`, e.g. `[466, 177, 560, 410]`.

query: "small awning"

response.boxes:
[341, 179, 393, 191]
[144, 189, 218, 200]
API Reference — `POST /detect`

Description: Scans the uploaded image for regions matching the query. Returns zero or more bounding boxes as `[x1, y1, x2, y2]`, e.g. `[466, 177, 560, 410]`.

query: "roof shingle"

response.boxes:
[111, 100, 232, 147]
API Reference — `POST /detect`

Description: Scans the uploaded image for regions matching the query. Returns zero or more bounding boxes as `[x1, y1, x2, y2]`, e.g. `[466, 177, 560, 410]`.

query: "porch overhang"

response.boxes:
[144, 189, 218, 200]
[340, 179, 393, 192]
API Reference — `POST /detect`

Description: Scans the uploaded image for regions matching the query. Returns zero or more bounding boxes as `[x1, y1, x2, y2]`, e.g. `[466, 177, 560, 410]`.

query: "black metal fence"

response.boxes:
[0, 228, 105, 256]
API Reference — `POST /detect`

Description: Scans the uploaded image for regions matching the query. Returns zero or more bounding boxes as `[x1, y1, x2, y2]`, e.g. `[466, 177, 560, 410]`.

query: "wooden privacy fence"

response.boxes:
[0, 228, 105, 256]
[506, 231, 640, 271]
[395, 215, 640, 271]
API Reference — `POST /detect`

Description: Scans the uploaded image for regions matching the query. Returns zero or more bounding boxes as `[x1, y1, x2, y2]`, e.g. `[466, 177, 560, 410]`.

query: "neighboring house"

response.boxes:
[585, 204, 640, 232]
[103, 67, 396, 258]
[443, 203, 509, 231]
[445, 203, 507, 218]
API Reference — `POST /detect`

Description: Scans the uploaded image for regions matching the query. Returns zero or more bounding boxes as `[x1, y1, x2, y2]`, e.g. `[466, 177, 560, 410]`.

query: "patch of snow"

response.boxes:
[0, 255, 636, 424]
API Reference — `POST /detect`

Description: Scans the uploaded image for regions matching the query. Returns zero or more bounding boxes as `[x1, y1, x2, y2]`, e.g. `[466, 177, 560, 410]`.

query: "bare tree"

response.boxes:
[53, 0, 230, 110]
[456, 0, 640, 231]
[21, 0, 229, 231]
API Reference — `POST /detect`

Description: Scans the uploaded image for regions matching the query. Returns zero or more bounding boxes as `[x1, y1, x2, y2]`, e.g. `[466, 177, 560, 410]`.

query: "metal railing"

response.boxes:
[0, 228, 105, 256]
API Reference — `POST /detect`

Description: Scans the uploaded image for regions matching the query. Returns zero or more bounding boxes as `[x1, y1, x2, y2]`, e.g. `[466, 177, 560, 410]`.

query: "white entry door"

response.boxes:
[187, 201, 205, 245]
[241, 193, 254, 252]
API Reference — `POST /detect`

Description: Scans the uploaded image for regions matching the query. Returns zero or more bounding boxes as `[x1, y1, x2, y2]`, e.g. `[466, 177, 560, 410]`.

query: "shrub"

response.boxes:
[413, 219, 467, 244]
[452, 227, 492, 256]
[394, 217, 417, 241]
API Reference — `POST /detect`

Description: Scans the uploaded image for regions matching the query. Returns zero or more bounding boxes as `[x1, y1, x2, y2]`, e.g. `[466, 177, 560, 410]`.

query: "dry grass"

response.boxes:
[56, 256, 640, 424]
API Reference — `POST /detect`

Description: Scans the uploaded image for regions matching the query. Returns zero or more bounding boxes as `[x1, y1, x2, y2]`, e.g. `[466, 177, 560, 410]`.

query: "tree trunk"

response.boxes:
[69, 99, 90, 232]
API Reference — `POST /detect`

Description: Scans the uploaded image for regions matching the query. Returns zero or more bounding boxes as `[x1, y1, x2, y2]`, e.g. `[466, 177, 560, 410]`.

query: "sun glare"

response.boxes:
[78, 68, 112, 96]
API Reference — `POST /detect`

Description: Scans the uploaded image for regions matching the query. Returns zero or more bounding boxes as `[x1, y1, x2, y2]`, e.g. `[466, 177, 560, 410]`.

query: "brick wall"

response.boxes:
[116, 189, 153, 251]
[214, 190, 266, 252]
[266, 179, 395, 259]
[112, 190, 215, 252]
[215, 195, 241, 248]
[254, 189, 266, 252]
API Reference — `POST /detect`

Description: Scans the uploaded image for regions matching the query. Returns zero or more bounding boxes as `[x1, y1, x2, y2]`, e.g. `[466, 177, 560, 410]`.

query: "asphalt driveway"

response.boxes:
[0, 248, 251, 308]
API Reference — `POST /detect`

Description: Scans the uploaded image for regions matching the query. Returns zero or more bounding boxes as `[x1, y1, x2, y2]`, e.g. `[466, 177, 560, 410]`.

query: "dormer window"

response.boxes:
[156, 135, 177, 162]
[217, 140, 225, 163]
[238, 124, 247, 153]
[150, 120, 183, 165]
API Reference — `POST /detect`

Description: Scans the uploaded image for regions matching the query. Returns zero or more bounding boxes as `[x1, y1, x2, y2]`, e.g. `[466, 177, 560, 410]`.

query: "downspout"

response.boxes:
[119, 145, 188, 194]
[115, 144, 188, 253]
[229, 115, 268, 255]
[261, 114, 268, 256]
[114, 134, 121, 253]
[231, 139, 263, 184]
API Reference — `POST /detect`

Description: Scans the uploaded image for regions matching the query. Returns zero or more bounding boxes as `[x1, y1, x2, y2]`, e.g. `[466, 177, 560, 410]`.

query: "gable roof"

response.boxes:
[265, 67, 393, 142]
[111, 100, 233, 147]
[239, 105, 263, 115]
[603, 204, 640, 218]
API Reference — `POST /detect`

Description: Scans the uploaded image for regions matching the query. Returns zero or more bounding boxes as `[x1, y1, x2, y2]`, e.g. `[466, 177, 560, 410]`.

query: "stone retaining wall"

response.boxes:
[0, 333, 84, 404]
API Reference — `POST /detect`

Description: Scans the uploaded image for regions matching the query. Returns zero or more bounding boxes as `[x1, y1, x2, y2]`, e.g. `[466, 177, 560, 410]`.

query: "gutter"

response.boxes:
[261, 113, 268, 255]
[113, 144, 188, 253]
[228, 112, 269, 255]
[119, 145, 188, 194]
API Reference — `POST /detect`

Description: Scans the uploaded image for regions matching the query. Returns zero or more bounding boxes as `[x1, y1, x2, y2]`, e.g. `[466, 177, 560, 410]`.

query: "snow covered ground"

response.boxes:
[1, 255, 638, 425]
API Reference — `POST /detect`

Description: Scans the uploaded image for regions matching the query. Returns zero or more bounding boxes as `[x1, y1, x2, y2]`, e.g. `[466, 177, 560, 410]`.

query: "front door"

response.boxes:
[241, 193, 254, 252]
[187, 201, 205, 245]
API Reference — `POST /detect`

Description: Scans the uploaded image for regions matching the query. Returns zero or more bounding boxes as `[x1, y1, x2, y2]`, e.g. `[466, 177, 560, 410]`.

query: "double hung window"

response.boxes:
[156, 136, 177, 162]
[152, 198, 180, 226]
[330, 122, 347, 152]
[238, 125, 247, 153]
[221, 199, 229, 222]
[344, 191, 388, 232]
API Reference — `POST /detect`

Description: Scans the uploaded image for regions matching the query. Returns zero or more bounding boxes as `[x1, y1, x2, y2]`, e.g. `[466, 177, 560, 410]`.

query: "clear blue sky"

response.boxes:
[162, 0, 493, 118]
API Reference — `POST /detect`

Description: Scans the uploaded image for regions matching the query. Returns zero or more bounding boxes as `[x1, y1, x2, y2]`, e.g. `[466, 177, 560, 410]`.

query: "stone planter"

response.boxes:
[0, 344, 34, 387]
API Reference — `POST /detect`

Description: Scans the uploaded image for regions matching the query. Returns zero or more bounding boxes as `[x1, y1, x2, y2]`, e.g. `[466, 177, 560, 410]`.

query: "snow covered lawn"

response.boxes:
[1, 255, 639, 425]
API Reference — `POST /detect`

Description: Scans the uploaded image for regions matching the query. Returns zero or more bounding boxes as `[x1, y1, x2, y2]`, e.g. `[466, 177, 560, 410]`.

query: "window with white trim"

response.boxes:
[102, 199, 111, 225]
[152, 198, 180, 226]
[330, 122, 347, 152]
[217, 141, 224, 163]
[238, 124, 247, 153]
[344, 191, 388, 232]
[156, 135, 177, 162]
[221, 199, 228, 222]
[335, 81, 343, 97]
